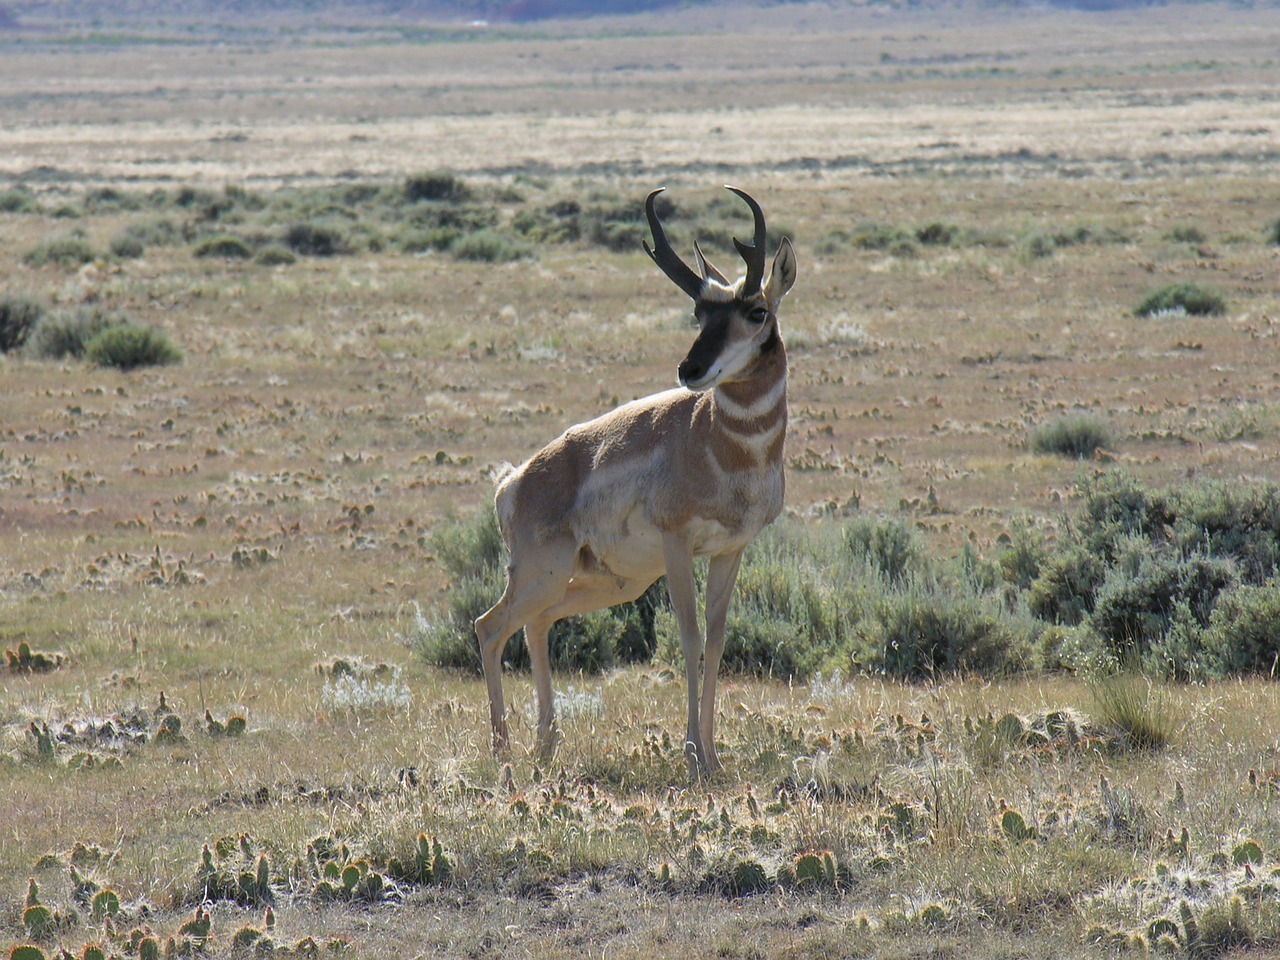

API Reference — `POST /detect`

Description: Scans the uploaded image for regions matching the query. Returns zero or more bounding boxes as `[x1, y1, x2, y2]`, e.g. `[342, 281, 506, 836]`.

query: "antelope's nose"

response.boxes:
[678, 357, 704, 386]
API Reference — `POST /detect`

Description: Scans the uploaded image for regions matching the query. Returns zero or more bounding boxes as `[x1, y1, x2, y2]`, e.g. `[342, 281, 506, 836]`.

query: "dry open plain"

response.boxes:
[4, 3, 1280, 958]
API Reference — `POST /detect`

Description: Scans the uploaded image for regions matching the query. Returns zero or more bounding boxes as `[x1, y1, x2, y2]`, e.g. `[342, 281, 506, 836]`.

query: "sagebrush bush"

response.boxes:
[1166, 223, 1207, 244]
[998, 521, 1047, 590]
[842, 515, 922, 584]
[84, 323, 182, 370]
[24, 232, 96, 268]
[405, 171, 472, 203]
[399, 227, 462, 254]
[418, 509, 1051, 684]
[284, 221, 351, 257]
[451, 229, 531, 263]
[0, 188, 37, 213]
[109, 232, 145, 259]
[120, 216, 185, 247]
[1203, 582, 1280, 677]
[851, 219, 916, 255]
[254, 245, 297, 266]
[1026, 472, 1280, 678]
[1135, 281, 1225, 317]
[24, 306, 124, 359]
[915, 221, 958, 246]
[1030, 413, 1114, 458]
[193, 234, 253, 259]
[852, 583, 1028, 680]
[0, 294, 44, 353]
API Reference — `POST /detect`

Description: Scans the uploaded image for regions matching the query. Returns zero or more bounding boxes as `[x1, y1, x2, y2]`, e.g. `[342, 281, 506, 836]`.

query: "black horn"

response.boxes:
[726, 185, 767, 295]
[643, 188, 704, 300]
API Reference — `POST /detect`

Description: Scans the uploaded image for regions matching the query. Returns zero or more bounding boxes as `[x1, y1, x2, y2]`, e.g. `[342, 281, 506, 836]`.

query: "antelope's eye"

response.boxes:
[748, 307, 770, 324]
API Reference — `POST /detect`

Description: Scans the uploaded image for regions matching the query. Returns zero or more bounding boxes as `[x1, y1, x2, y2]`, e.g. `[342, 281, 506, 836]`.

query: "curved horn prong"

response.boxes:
[725, 185, 767, 295]
[642, 188, 704, 300]
[693, 240, 729, 286]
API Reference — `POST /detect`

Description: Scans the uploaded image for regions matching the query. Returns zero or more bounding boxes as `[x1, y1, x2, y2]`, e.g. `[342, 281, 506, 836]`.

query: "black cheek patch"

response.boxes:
[682, 307, 735, 380]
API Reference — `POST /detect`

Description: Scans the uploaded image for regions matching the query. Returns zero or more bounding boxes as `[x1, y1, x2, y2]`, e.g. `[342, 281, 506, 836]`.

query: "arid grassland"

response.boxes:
[4, 4, 1280, 958]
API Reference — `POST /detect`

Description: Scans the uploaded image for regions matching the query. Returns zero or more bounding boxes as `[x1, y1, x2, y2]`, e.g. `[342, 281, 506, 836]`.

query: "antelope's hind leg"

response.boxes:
[522, 574, 653, 757]
[474, 539, 577, 755]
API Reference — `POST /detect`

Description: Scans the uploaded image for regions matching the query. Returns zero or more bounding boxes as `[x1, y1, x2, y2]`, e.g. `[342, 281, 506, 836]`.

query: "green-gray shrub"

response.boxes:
[84, 186, 144, 213]
[998, 521, 1047, 590]
[405, 171, 472, 204]
[1087, 541, 1235, 661]
[851, 219, 916, 255]
[121, 216, 184, 247]
[284, 221, 351, 257]
[1029, 544, 1105, 626]
[915, 221, 959, 246]
[1269, 218, 1280, 246]
[0, 294, 44, 353]
[109, 232, 145, 259]
[842, 515, 923, 583]
[24, 306, 125, 359]
[399, 227, 461, 254]
[1166, 223, 1207, 244]
[1030, 413, 1114, 458]
[1026, 472, 1280, 677]
[254, 245, 297, 266]
[451, 229, 531, 263]
[84, 323, 182, 370]
[1135, 282, 1225, 317]
[193, 234, 253, 259]
[24, 232, 96, 268]
[0, 188, 37, 213]
[1203, 582, 1280, 677]
[853, 583, 1027, 680]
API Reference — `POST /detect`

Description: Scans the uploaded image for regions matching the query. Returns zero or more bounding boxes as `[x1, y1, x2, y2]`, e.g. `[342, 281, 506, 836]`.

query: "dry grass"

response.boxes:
[4, 4, 1280, 957]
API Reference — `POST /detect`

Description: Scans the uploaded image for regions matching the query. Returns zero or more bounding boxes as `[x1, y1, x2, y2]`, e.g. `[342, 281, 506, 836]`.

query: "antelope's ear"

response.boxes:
[764, 237, 797, 313]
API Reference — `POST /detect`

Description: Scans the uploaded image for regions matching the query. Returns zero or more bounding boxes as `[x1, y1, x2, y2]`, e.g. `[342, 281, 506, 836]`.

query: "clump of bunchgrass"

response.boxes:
[1086, 672, 1177, 751]
[1030, 413, 1114, 459]
[1135, 282, 1225, 318]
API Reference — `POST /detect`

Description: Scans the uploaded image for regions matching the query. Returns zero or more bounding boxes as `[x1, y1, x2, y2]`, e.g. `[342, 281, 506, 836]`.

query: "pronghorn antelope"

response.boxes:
[475, 185, 797, 776]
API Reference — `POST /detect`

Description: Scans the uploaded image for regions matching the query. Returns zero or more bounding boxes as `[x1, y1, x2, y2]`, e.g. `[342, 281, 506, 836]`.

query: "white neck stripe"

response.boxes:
[715, 377, 787, 422]
[721, 416, 785, 450]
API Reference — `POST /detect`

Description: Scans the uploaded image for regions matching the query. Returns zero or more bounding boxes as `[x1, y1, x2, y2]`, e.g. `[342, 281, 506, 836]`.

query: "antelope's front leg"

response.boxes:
[700, 549, 744, 774]
[662, 532, 708, 776]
